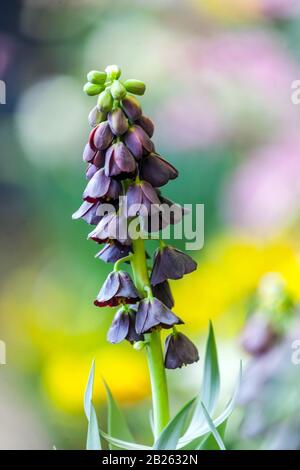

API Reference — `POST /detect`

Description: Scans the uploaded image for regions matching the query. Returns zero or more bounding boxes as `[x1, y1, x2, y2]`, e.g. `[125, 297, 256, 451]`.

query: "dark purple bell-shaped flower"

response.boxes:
[121, 95, 142, 121]
[108, 108, 129, 136]
[105, 142, 136, 178]
[92, 121, 114, 150]
[124, 125, 154, 160]
[88, 212, 130, 245]
[83, 168, 122, 203]
[95, 240, 131, 263]
[136, 115, 154, 137]
[107, 307, 143, 344]
[72, 200, 102, 225]
[164, 332, 199, 369]
[135, 297, 183, 334]
[151, 246, 197, 286]
[88, 106, 106, 128]
[94, 270, 140, 307]
[140, 152, 178, 187]
[126, 180, 160, 217]
[152, 280, 174, 309]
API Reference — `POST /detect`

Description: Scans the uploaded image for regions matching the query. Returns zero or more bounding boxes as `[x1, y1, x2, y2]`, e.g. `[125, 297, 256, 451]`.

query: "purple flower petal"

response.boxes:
[164, 333, 199, 369]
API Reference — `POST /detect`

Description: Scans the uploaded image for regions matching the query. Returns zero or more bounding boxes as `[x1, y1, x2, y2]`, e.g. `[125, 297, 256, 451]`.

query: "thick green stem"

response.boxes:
[130, 236, 170, 439]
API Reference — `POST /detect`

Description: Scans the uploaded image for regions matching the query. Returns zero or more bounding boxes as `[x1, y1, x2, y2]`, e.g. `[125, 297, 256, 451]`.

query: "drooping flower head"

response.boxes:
[74, 64, 199, 370]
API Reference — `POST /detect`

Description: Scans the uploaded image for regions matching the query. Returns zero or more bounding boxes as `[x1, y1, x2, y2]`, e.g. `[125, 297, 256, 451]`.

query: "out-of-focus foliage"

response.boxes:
[1, 0, 300, 449]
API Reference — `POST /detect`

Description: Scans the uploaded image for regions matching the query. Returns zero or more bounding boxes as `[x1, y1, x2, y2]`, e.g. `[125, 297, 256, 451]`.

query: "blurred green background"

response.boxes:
[1, 0, 300, 449]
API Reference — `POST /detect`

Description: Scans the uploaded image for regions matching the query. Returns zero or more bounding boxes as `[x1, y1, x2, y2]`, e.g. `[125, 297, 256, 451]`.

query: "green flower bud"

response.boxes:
[105, 64, 121, 80]
[133, 341, 147, 351]
[97, 88, 113, 112]
[86, 70, 107, 85]
[83, 82, 104, 96]
[111, 80, 127, 100]
[124, 79, 146, 96]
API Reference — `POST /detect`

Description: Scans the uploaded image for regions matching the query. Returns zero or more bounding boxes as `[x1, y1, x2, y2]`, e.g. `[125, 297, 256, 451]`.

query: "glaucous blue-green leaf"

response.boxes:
[104, 380, 134, 450]
[86, 403, 102, 450]
[153, 398, 196, 450]
[84, 360, 101, 450]
[177, 361, 242, 449]
[199, 402, 226, 450]
[181, 321, 220, 442]
[198, 421, 227, 450]
[100, 430, 151, 450]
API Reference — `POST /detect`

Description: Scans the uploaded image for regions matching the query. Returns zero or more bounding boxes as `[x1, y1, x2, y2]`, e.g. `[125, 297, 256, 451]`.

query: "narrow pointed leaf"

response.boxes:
[177, 361, 242, 448]
[104, 380, 134, 449]
[182, 322, 220, 439]
[197, 420, 227, 450]
[100, 430, 151, 450]
[86, 403, 102, 450]
[202, 321, 220, 411]
[84, 360, 101, 450]
[200, 402, 226, 450]
[153, 398, 196, 450]
[84, 359, 95, 420]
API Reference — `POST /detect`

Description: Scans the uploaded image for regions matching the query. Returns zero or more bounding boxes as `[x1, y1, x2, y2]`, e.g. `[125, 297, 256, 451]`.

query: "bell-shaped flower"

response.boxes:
[151, 245, 197, 286]
[94, 270, 140, 307]
[83, 168, 122, 203]
[135, 297, 183, 334]
[164, 332, 199, 369]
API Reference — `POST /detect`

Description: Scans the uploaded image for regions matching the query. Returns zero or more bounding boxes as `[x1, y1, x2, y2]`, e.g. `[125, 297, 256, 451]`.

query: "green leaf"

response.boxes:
[104, 380, 134, 450]
[153, 398, 196, 450]
[100, 430, 151, 450]
[202, 321, 220, 412]
[182, 321, 220, 441]
[87, 403, 102, 450]
[84, 360, 101, 450]
[199, 402, 226, 450]
[84, 359, 95, 420]
[177, 361, 242, 449]
[198, 421, 227, 450]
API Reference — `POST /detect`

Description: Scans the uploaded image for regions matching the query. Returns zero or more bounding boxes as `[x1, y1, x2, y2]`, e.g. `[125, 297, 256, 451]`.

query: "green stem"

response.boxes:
[130, 236, 170, 439]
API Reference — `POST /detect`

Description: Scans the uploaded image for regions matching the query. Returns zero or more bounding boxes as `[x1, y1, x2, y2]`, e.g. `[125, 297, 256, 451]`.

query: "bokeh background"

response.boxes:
[1, 0, 300, 449]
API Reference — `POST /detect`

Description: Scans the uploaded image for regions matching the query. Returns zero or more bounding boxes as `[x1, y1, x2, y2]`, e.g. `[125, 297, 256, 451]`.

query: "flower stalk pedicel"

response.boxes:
[74, 65, 200, 440]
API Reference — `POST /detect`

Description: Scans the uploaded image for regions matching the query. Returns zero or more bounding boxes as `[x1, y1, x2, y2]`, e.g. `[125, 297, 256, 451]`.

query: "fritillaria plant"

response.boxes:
[73, 65, 240, 450]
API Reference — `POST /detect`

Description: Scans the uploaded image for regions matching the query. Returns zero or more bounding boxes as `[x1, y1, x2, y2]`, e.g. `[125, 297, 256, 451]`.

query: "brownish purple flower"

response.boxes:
[83, 168, 122, 203]
[123, 125, 154, 160]
[108, 108, 129, 136]
[151, 246, 197, 286]
[88, 212, 130, 245]
[140, 152, 178, 187]
[164, 332, 199, 369]
[126, 180, 160, 217]
[105, 142, 136, 178]
[95, 240, 131, 263]
[121, 95, 142, 121]
[152, 280, 174, 309]
[136, 115, 154, 137]
[72, 200, 102, 225]
[107, 306, 143, 344]
[135, 297, 183, 334]
[240, 314, 277, 357]
[94, 270, 140, 307]
[141, 195, 185, 233]
[92, 121, 114, 150]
